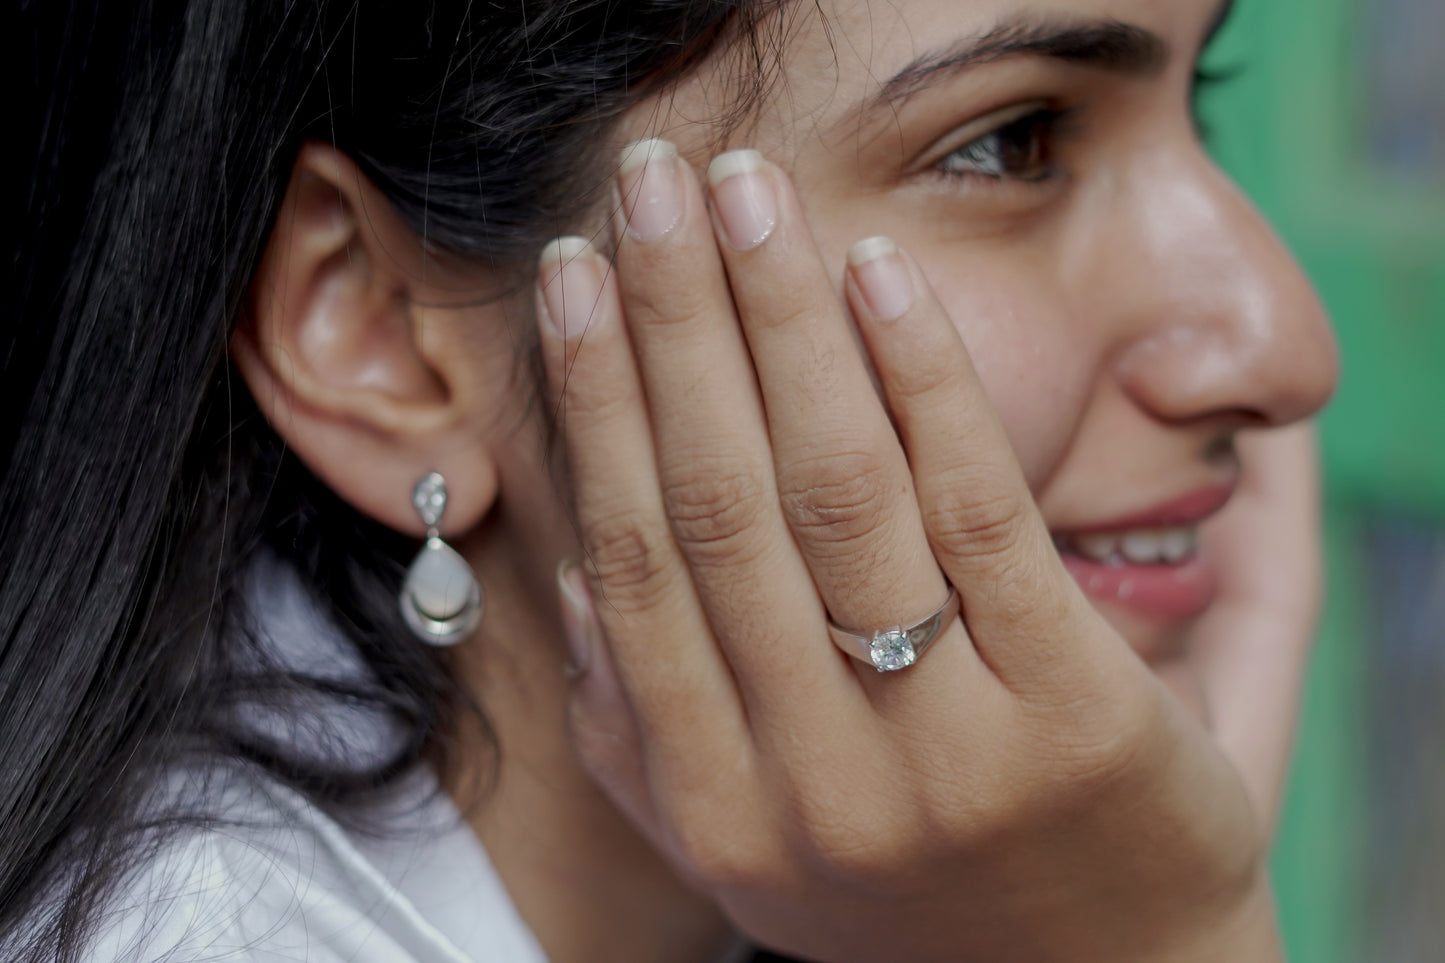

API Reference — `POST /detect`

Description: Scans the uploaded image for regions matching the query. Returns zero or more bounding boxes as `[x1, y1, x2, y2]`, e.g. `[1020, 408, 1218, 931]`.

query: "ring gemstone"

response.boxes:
[869, 629, 917, 672]
[826, 587, 958, 674]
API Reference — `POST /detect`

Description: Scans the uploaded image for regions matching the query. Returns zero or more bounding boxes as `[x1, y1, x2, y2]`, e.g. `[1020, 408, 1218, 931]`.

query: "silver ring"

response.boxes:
[827, 588, 960, 672]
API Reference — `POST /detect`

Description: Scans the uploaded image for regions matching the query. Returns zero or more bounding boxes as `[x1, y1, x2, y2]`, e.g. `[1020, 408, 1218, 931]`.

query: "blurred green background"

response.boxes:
[1202, 0, 1444, 959]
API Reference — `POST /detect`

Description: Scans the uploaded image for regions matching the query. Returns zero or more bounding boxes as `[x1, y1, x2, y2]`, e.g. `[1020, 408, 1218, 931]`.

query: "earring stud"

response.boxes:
[399, 472, 483, 646]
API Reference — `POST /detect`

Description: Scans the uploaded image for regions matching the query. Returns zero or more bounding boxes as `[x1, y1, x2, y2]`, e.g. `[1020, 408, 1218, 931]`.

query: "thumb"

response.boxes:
[1189, 425, 1323, 833]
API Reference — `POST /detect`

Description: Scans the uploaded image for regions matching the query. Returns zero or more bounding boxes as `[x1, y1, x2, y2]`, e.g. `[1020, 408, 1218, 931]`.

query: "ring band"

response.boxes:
[827, 588, 960, 672]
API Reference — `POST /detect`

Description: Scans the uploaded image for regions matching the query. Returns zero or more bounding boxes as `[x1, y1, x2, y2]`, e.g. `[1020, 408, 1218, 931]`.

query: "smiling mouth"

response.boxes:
[1045, 483, 1235, 621]
[1052, 526, 1199, 567]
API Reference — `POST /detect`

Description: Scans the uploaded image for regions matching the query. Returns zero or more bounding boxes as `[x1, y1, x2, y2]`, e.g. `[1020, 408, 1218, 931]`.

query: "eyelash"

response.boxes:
[932, 107, 1077, 184]
[931, 65, 1240, 185]
[1190, 63, 1239, 140]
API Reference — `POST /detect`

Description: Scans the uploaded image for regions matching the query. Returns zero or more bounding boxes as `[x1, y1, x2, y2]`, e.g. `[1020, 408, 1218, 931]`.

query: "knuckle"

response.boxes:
[778, 450, 897, 547]
[1021, 684, 1160, 802]
[782, 776, 923, 888]
[670, 807, 777, 889]
[660, 462, 773, 565]
[924, 474, 1029, 557]
[1066, 690, 1160, 789]
[797, 812, 916, 889]
[923, 473, 1035, 566]
[582, 509, 679, 612]
[887, 351, 956, 408]
[749, 293, 816, 335]
[621, 273, 713, 332]
[558, 353, 635, 420]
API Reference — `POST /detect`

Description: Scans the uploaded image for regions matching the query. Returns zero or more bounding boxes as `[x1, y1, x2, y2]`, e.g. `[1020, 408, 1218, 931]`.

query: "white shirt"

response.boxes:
[65, 560, 760, 963]
[83, 765, 551, 963]
[79, 558, 551, 962]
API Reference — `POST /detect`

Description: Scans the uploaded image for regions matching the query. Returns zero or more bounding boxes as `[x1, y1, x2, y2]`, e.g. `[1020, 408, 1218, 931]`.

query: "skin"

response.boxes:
[231, 0, 1337, 959]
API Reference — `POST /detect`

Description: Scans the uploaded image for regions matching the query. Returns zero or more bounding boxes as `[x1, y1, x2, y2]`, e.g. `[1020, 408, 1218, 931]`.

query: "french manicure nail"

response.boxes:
[706, 149, 777, 251]
[538, 236, 602, 341]
[557, 559, 596, 678]
[847, 235, 914, 322]
[618, 138, 683, 242]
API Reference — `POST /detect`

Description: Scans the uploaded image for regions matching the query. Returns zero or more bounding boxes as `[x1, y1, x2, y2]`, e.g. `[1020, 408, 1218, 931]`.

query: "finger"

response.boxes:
[610, 140, 859, 724]
[704, 151, 986, 700]
[536, 235, 752, 792]
[843, 236, 1126, 694]
[1189, 423, 1322, 830]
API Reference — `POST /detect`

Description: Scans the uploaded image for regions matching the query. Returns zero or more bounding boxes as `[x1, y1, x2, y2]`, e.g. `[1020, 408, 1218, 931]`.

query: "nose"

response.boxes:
[1087, 149, 1339, 428]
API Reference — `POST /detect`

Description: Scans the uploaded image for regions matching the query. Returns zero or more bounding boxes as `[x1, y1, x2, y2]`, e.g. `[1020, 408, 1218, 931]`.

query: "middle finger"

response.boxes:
[704, 149, 984, 691]
[611, 139, 860, 726]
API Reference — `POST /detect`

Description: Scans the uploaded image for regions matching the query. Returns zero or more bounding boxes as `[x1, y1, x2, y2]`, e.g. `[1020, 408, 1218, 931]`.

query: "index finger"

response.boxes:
[843, 238, 1127, 692]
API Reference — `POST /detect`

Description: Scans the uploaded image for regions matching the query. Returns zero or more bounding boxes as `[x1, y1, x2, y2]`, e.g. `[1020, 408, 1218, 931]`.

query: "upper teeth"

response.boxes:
[1061, 527, 1197, 565]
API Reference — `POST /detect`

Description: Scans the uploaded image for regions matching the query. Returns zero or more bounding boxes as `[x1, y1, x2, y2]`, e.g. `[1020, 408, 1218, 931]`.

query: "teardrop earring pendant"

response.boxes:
[400, 472, 483, 646]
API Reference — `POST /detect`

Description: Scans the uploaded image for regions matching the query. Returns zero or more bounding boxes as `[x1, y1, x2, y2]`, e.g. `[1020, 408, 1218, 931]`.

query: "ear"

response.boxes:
[233, 142, 500, 538]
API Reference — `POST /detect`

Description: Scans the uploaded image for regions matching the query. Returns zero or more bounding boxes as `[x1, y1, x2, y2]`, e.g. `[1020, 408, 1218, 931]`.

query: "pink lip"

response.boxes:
[1060, 553, 1218, 621]
[1062, 483, 1236, 535]
[1053, 483, 1237, 622]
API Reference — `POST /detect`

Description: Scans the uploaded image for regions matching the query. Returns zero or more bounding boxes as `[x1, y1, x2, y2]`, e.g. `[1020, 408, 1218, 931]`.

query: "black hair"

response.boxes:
[1, 1, 787, 958]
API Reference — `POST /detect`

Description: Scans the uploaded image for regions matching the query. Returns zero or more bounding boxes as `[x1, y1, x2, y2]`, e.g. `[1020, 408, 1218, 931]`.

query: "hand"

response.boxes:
[1189, 423, 1324, 834]
[537, 143, 1282, 962]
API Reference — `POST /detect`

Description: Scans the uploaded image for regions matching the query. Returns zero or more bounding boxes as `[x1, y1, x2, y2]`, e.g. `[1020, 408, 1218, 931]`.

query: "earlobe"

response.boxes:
[233, 142, 500, 537]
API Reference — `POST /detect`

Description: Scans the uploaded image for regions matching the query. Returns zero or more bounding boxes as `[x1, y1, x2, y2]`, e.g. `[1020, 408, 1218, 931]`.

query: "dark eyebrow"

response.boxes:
[855, 17, 1170, 119]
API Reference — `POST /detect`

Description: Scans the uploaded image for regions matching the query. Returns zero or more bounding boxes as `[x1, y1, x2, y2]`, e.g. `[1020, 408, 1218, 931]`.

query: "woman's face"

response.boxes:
[617, 0, 1337, 663]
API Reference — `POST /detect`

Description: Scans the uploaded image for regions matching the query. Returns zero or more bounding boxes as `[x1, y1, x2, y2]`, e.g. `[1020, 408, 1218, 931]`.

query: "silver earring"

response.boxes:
[399, 472, 483, 646]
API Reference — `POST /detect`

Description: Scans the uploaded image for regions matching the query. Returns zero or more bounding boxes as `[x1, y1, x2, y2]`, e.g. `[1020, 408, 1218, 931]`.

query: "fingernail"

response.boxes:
[706, 149, 777, 251]
[618, 138, 683, 242]
[847, 236, 914, 322]
[557, 559, 596, 678]
[537, 236, 604, 341]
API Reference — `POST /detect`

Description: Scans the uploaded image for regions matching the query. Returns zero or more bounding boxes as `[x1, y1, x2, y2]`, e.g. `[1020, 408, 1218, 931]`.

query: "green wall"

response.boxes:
[1202, 0, 1445, 959]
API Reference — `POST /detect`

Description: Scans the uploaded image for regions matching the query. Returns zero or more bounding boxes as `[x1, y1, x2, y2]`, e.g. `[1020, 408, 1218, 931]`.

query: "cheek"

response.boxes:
[917, 252, 1094, 490]
[796, 189, 1095, 491]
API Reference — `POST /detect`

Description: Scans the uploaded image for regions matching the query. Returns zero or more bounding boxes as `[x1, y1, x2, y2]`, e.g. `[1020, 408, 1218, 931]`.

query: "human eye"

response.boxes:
[927, 102, 1077, 184]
